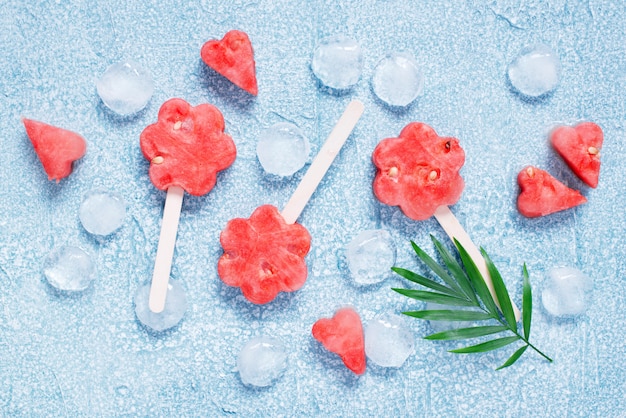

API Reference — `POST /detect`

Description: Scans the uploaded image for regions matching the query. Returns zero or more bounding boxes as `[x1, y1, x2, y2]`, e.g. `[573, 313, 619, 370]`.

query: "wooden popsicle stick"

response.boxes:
[281, 100, 364, 224]
[433, 205, 521, 321]
[148, 185, 185, 313]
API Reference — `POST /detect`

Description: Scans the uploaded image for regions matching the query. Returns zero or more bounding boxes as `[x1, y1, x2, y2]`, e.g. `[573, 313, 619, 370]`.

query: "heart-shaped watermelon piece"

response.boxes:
[550, 122, 603, 188]
[140, 98, 236, 196]
[22, 118, 87, 182]
[312, 307, 366, 375]
[517, 166, 587, 218]
[201, 30, 258, 96]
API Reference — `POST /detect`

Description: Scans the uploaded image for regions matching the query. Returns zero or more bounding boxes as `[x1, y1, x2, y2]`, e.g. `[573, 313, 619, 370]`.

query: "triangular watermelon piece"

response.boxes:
[200, 30, 258, 96]
[22, 118, 87, 182]
[517, 166, 587, 218]
[550, 122, 603, 188]
[312, 307, 366, 375]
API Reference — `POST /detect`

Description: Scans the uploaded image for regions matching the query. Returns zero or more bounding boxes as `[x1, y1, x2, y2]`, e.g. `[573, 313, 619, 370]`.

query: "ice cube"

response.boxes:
[134, 280, 187, 332]
[237, 336, 288, 387]
[311, 35, 363, 90]
[346, 229, 396, 285]
[43, 245, 96, 292]
[256, 122, 310, 176]
[96, 61, 154, 116]
[507, 44, 560, 98]
[425, 302, 476, 333]
[79, 189, 126, 236]
[541, 266, 593, 317]
[371, 52, 424, 107]
[364, 313, 414, 368]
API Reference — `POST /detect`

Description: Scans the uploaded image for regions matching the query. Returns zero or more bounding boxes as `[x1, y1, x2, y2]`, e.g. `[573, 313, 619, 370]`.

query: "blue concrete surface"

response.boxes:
[0, 0, 625, 415]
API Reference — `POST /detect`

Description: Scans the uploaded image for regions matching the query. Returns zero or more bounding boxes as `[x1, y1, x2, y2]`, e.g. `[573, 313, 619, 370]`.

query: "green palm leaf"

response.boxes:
[454, 239, 499, 316]
[391, 267, 464, 298]
[392, 289, 476, 306]
[496, 345, 529, 370]
[431, 236, 477, 304]
[402, 309, 493, 321]
[425, 325, 508, 341]
[410, 241, 464, 296]
[449, 336, 520, 354]
[522, 264, 532, 340]
[481, 248, 517, 331]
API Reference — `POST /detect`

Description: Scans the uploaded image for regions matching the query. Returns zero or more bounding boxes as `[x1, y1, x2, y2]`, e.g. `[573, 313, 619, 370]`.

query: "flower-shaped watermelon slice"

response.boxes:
[140, 98, 236, 196]
[372, 122, 465, 220]
[22, 118, 86, 182]
[201, 30, 258, 96]
[218, 204, 311, 304]
[312, 307, 366, 375]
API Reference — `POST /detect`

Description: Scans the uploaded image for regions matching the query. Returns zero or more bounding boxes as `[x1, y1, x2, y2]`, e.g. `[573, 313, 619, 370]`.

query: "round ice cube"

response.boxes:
[311, 35, 363, 90]
[96, 61, 154, 116]
[79, 190, 126, 236]
[346, 229, 396, 285]
[507, 44, 560, 98]
[256, 122, 310, 176]
[134, 280, 187, 332]
[237, 336, 288, 387]
[43, 246, 96, 291]
[372, 52, 424, 107]
[364, 313, 414, 368]
[541, 266, 593, 317]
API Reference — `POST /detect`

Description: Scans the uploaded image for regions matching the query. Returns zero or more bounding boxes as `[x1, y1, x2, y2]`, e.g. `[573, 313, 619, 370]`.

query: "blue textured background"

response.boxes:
[1, 0, 625, 416]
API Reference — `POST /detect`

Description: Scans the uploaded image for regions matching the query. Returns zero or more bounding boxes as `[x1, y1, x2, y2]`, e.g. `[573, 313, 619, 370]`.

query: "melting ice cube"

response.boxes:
[43, 245, 96, 292]
[237, 336, 288, 387]
[364, 313, 414, 368]
[79, 189, 126, 236]
[541, 266, 593, 317]
[256, 122, 310, 176]
[134, 280, 187, 332]
[371, 52, 424, 107]
[311, 35, 363, 90]
[96, 61, 154, 116]
[346, 229, 396, 285]
[507, 44, 560, 98]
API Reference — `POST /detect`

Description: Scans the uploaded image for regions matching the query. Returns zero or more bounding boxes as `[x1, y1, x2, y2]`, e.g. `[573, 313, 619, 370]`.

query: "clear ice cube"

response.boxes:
[507, 44, 560, 98]
[237, 336, 288, 387]
[256, 122, 310, 176]
[134, 280, 187, 332]
[96, 61, 154, 116]
[541, 266, 593, 317]
[79, 189, 126, 236]
[364, 313, 414, 368]
[346, 229, 396, 285]
[372, 52, 424, 107]
[43, 246, 96, 292]
[311, 35, 363, 90]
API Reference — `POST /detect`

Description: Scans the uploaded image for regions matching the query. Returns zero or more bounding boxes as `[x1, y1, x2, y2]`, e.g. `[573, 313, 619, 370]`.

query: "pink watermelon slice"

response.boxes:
[517, 166, 587, 218]
[218, 204, 311, 304]
[140, 98, 236, 196]
[201, 30, 258, 96]
[550, 122, 603, 188]
[22, 118, 87, 182]
[372, 122, 465, 220]
[312, 307, 366, 375]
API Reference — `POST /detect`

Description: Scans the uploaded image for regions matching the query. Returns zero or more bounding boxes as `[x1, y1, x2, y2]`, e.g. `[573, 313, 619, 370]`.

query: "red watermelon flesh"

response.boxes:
[517, 166, 587, 218]
[140, 98, 236, 196]
[550, 122, 603, 188]
[218, 204, 311, 304]
[22, 118, 86, 182]
[312, 307, 366, 375]
[372, 122, 465, 220]
[201, 30, 258, 96]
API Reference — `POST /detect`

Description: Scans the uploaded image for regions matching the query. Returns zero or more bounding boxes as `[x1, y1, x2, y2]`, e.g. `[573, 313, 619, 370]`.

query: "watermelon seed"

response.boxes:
[173, 121, 182, 130]
[152, 156, 164, 165]
[428, 170, 438, 181]
[388, 167, 399, 178]
[445, 141, 451, 151]
[526, 167, 535, 177]
[587, 146, 599, 155]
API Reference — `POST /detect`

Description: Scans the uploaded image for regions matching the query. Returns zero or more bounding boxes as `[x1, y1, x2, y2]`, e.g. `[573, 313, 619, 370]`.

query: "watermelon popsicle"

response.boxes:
[372, 122, 520, 319]
[141, 98, 236, 314]
[218, 100, 364, 304]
